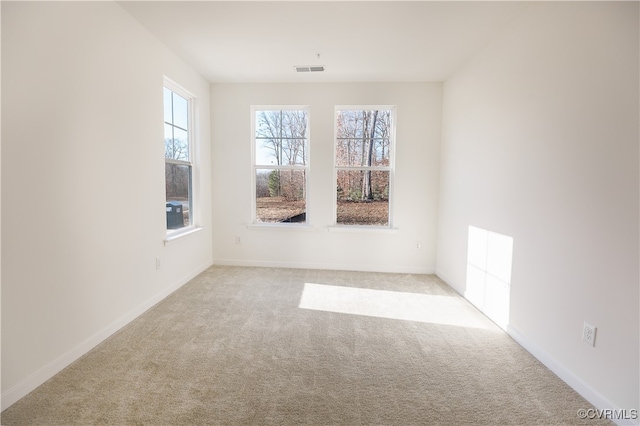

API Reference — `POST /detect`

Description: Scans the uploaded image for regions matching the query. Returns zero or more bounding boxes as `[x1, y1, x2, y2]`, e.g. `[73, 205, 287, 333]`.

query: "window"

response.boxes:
[335, 107, 394, 226]
[164, 82, 194, 231]
[252, 107, 309, 224]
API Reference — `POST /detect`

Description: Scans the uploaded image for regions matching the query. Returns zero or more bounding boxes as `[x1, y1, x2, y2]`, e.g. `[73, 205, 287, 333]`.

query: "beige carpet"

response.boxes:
[1, 266, 610, 425]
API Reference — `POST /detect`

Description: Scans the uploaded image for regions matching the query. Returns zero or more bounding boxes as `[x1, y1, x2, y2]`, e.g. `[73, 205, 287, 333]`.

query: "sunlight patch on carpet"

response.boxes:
[299, 283, 498, 330]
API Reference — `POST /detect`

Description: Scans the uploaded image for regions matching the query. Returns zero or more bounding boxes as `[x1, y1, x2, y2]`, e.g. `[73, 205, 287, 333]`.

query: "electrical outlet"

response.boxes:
[236, 236, 242, 244]
[416, 241, 422, 249]
[582, 322, 596, 347]
[155, 257, 161, 270]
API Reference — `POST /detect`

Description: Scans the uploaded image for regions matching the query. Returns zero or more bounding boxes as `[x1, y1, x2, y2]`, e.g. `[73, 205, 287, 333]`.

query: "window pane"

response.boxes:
[166, 163, 192, 229]
[336, 109, 392, 167]
[282, 138, 306, 165]
[336, 170, 389, 226]
[255, 138, 280, 166]
[281, 110, 308, 139]
[255, 169, 306, 223]
[256, 138, 307, 166]
[165, 127, 189, 161]
[290, 139, 307, 165]
[372, 138, 391, 166]
[255, 110, 307, 137]
[336, 137, 390, 167]
[337, 110, 365, 138]
[255, 110, 281, 139]
[163, 88, 173, 124]
[255, 110, 308, 166]
[335, 138, 365, 167]
[172, 92, 189, 130]
[164, 124, 174, 158]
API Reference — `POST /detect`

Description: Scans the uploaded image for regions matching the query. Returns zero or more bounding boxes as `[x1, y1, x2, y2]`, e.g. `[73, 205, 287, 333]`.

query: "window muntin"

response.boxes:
[164, 85, 194, 231]
[335, 108, 394, 227]
[253, 108, 309, 224]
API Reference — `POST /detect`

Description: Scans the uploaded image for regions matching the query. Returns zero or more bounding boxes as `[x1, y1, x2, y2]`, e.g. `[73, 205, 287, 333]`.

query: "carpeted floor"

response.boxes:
[1, 266, 611, 425]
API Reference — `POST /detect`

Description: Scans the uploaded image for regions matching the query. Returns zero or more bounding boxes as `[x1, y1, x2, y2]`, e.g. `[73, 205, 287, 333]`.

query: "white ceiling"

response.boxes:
[119, 1, 530, 83]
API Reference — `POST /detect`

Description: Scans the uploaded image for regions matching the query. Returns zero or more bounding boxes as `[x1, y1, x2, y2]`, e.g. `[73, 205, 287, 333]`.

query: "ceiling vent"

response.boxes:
[295, 66, 325, 73]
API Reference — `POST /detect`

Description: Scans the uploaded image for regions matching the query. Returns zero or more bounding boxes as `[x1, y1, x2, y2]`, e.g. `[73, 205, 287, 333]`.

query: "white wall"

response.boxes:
[437, 1, 639, 415]
[1, 2, 212, 408]
[211, 83, 441, 274]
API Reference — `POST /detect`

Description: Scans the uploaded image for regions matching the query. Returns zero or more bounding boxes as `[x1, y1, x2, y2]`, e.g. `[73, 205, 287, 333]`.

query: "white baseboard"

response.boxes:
[1, 261, 212, 411]
[435, 269, 465, 294]
[213, 258, 435, 275]
[436, 269, 637, 426]
[507, 325, 638, 426]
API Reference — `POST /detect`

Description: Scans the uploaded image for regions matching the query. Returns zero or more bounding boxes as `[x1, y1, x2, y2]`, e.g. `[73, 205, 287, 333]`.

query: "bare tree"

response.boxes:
[336, 109, 391, 202]
[255, 110, 308, 201]
[165, 137, 190, 200]
[256, 111, 283, 165]
[362, 110, 379, 201]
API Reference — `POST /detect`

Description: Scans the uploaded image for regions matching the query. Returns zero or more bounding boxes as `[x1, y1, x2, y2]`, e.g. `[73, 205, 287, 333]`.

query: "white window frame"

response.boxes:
[164, 77, 199, 240]
[333, 105, 396, 228]
[251, 105, 310, 226]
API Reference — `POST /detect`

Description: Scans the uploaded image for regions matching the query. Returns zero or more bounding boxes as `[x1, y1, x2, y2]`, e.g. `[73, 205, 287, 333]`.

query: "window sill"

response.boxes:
[327, 225, 399, 234]
[164, 226, 204, 245]
[247, 223, 316, 232]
